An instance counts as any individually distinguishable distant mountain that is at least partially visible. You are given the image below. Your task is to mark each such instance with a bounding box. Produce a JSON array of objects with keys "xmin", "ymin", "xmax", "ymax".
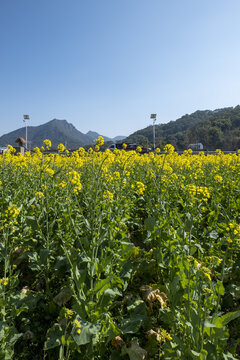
[
  {"xmin": 0, "ymin": 119, "xmax": 93, "ymax": 149},
  {"xmin": 86, "ymin": 131, "xmax": 126, "ymax": 143},
  {"xmin": 0, "ymin": 119, "xmax": 127, "ymax": 149},
  {"xmin": 124, "ymin": 106, "xmax": 240, "ymax": 151},
  {"xmin": 86, "ymin": 131, "xmax": 112, "ymax": 142},
  {"xmin": 112, "ymin": 135, "xmax": 126, "ymax": 142}
]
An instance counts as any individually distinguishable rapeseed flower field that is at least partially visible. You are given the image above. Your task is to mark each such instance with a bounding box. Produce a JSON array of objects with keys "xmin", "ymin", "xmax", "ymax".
[{"xmin": 0, "ymin": 138, "xmax": 240, "ymax": 359}]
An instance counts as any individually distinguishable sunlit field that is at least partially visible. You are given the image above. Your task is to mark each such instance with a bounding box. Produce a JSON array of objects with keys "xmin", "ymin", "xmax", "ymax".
[{"xmin": 1, "ymin": 138, "xmax": 240, "ymax": 360}]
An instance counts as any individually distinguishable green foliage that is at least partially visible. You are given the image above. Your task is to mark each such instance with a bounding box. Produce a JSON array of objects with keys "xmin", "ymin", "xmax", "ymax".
[{"xmin": 125, "ymin": 105, "xmax": 240, "ymax": 150}]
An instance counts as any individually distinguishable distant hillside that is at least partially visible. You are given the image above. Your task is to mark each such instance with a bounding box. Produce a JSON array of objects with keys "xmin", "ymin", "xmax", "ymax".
[
  {"xmin": 112, "ymin": 135, "xmax": 126, "ymax": 142},
  {"xmin": 125, "ymin": 106, "xmax": 240, "ymax": 150},
  {"xmin": 0, "ymin": 120, "xmax": 127, "ymax": 149},
  {"xmin": 0, "ymin": 119, "xmax": 93, "ymax": 149},
  {"xmin": 86, "ymin": 131, "xmax": 126, "ymax": 143},
  {"xmin": 86, "ymin": 131, "xmax": 112, "ymax": 142}
]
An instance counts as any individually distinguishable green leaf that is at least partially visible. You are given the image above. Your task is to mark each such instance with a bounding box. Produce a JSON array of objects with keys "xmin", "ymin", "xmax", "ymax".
[
  {"xmin": 28, "ymin": 252, "xmax": 41, "ymax": 271},
  {"xmin": 39, "ymin": 249, "xmax": 51, "ymax": 266},
  {"xmin": 93, "ymin": 276, "xmax": 122, "ymax": 300},
  {"xmin": 214, "ymin": 311, "xmax": 240, "ymax": 328},
  {"xmin": 121, "ymin": 300, "xmax": 147, "ymax": 334},
  {"xmin": 120, "ymin": 318, "xmax": 143, "ymax": 334},
  {"xmin": 200, "ymin": 349, "xmax": 208, "ymax": 360},
  {"xmin": 93, "ymin": 276, "xmax": 115, "ymax": 296},
  {"xmin": 208, "ymin": 230, "xmax": 218, "ymax": 239},
  {"xmin": 215, "ymin": 281, "xmax": 225, "ymax": 296},
  {"xmin": 72, "ymin": 317, "xmax": 100, "ymax": 346},
  {"xmin": 122, "ymin": 340, "xmax": 147, "ymax": 360},
  {"xmin": 204, "ymin": 321, "xmax": 216, "ymax": 328},
  {"xmin": 53, "ymin": 256, "xmax": 68, "ymax": 271},
  {"xmin": 204, "ymin": 342, "xmax": 217, "ymax": 359},
  {"xmin": 0, "ymin": 321, "xmax": 22, "ymax": 345},
  {"xmin": 144, "ymin": 217, "xmax": 156, "ymax": 231},
  {"xmin": 99, "ymin": 288, "xmax": 121, "ymax": 309},
  {"xmin": 223, "ymin": 353, "xmax": 238, "ymax": 360},
  {"xmin": 53, "ymin": 287, "xmax": 72, "ymax": 307},
  {"xmin": 191, "ymin": 350, "xmax": 200, "ymax": 358},
  {"xmin": 44, "ymin": 324, "xmax": 64, "ymax": 350},
  {"xmin": 119, "ymin": 241, "xmax": 135, "ymax": 259},
  {"xmin": 0, "ymin": 322, "xmax": 7, "ymax": 342}
]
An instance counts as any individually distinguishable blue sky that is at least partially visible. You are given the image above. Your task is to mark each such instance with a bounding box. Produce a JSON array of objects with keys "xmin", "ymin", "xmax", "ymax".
[{"xmin": 1, "ymin": 0, "xmax": 240, "ymax": 138}]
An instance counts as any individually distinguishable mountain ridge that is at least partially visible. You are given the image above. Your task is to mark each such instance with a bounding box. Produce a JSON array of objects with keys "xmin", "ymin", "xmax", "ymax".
[
  {"xmin": 0, "ymin": 119, "xmax": 126, "ymax": 149},
  {"xmin": 125, "ymin": 105, "xmax": 240, "ymax": 150},
  {"xmin": 2, "ymin": 106, "xmax": 240, "ymax": 151}
]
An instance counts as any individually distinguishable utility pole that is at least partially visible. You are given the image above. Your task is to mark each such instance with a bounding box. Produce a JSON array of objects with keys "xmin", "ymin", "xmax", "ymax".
[
  {"xmin": 151, "ymin": 114, "xmax": 157, "ymax": 151},
  {"xmin": 23, "ymin": 115, "xmax": 30, "ymax": 150}
]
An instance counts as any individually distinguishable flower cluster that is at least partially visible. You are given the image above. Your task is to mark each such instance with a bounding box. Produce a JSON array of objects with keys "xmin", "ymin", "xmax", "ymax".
[
  {"xmin": 214, "ymin": 174, "xmax": 223, "ymax": 183},
  {"xmin": 226, "ymin": 223, "xmax": 240, "ymax": 242},
  {"xmin": 6, "ymin": 145, "xmax": 16, "ymax": 153},
  {"xmin": 73, "ymin": 319, "xmax": 82, "ymax": 334},
  {"xmin": 135, "ymin": 181, "xmax": 146, "ymax": 195},
  {"xmin": 164, "ymin": 144, "xmax": 175, "ymax": 155},
  {"xmin": 156, "ymin": 328, "xmax": 172, "ymax": 342},
  {"xmin": 45, "ymin": 167, "xmax": 55, "ymax": 177},
  {"xmin": 67, "ymin": 170, "xmax": 82, "ymax": 194},
  {"xmin": 35, "ymin": 192, "xmax": 44, "ymax": 198},
  {"xmin": 0, "ymin": 278, "xmax": 8, "ymax": 286},
  {"xmin": 5, "ymin": 205, "xmax": 19, "ymax": 218},
  {"xmin": 58, "ymin": 181, "xmax": 67, "ymax": 189},
  {"xmin": 64, "ymin": 308, "xmax": 74, "ymax": 319},
  {"xmin": 94, "ymin": 136, "xmax": 104, "ymax": 147},
  {"xmin": 185, "ymin": 184, "xmax": 210, "ymax": 202},
  {"xmin": 103, "ymin": 190, "xmax": 114, "ymax": 203},
  {"xmin": 43, "ymin": 139, "xmax": 52, "ymax": 150},
  {"xmin": 57, "ymin": 143, "xmax": 65, "ymax": 153}
]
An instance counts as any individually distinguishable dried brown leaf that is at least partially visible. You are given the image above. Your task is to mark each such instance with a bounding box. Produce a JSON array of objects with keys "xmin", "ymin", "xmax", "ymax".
[
  {"xmin": 145, "ymin": 329, "xmax": 158, "ymax": 339},
  {"xmin": 111, "ymin": 336, "xmax": 125, "ymax": 350},
  {"xmin": 140, "ymin": 286, "xmax": 168, "ymax": 308}
]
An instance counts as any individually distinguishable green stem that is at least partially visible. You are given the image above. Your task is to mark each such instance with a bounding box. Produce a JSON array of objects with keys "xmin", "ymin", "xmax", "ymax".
[
  {"xmin": 3, "ymin": 230, "xmax": 10, "ymax": 323},
  {"xmin": 200, "ymin": 295, "xmax": 208, "ymax": 352},
  {"xmin": 216, "ymin": 249, "xmax": 228, "ymax": 314}
]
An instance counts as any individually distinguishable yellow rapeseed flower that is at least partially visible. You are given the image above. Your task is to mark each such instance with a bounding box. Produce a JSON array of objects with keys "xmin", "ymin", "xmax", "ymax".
[
  {"xmin": 43, "ymin": 139, "xmax": 52, "ymax": 149},
  {"xmin": 57, "ymin": 143, "xmax": 65, "ymax": 153},
  {"xmin": 103, "ymin": 190, "xmax": 114, "ymax": 203},
  {"xmin": 204, "ymin": 272, "xmax": 211, "ymax": 281},
  {"xmin": 45, "ymin": 168, "xmax": 54, "ymax": 177},
  {"xmin": 164, "ymin": 144, "xmax": 175, "ymax": 155},
  {"xmin": 136, "ymin": 181, "xmax": 146, "ymax": 195},
  {"xmin": 0, "ymin": 278, "xmax": 8, "ymax": 286},
  {"xmin": 73, "ymin": 319, "xmax": 82, "ymax": 334},
  {"xmin": 35, "ymin": 192, "xmax": 44, "ymax": 198}
]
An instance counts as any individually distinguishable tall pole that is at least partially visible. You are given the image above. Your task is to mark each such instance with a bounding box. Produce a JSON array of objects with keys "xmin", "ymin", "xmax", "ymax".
[
  {"xmin": 151, "ymin": 114, "xmax": 157, "ymax": 151},
  {"xmin": 26, "ymin": 121, "xmax": 27, "ymax": 149},
  {"xmin": 23, "ymin": 115, "xmax": 30, "ymax": 150}
]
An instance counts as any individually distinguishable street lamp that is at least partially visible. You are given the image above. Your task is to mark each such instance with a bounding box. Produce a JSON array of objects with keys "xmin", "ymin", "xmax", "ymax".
[
  {"xmin": 23, "ymin": 115, "xmax": 30, "ymax": 150},
  {"xmin": 150, "ymin": 114, "xmax": 157, "ymax": 151}
]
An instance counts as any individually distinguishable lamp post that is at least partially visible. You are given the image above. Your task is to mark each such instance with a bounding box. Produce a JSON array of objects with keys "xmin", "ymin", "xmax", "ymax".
[
  {"xmin": 150, "ymin": 114, "xmax": 157, "ymax": 151},
  {"xmin": 23, "ymin": 115, "xmax": 30, "ymax": 150}
]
